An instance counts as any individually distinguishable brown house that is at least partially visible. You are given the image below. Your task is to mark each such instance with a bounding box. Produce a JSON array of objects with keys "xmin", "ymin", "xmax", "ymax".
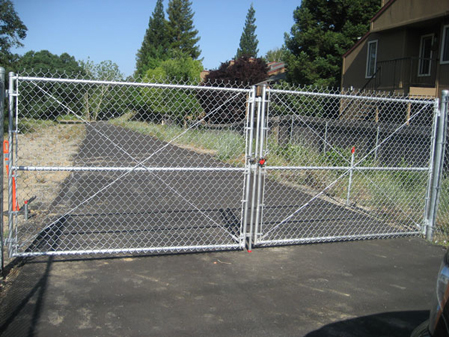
[{"xmin": 341, "ymin": 0, "xmax": 449, "ymax": 99}]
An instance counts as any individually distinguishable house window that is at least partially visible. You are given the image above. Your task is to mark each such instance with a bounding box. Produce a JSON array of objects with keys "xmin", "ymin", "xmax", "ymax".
[
  {"xmin": 442, "ymin": 25, "xmax": 449, "ymax": 64},
  {"xmin": 418, "ymin": 34, "xmax": 433, "ymax": 76},
  {"xmin": 366, "ymin": 40, "xmax": 378, "ymax": 78}
]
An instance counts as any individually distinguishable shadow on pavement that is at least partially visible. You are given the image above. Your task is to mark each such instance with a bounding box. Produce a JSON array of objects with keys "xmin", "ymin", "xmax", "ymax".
[
  {"xmin": 305, "ymin": 310, "xmax": 428, "ymax": 337},
  {"xmin": 0, "ymin": 256, "xmax": 53, "ymax": 337}
]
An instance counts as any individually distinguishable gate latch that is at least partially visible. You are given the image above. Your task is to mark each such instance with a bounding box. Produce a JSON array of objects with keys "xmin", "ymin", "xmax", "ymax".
[{"xmin": 258, "ymin": 158, "xmax": 266, "ymax": 167}]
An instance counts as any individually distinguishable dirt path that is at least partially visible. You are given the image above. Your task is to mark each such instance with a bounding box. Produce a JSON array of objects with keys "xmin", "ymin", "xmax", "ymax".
[{"xmin": 2, "ymin": 123, "xmax": 85, "ymax": 262}]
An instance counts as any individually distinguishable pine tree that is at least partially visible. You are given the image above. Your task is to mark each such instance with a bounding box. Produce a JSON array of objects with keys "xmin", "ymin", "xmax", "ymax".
[
  {"xmin": 284, "ymin": 0, "xmax": 381, "ymax": 87},
  {"xmin": 236, "ymin": 4, "xmax": 259, "ymax": 59},
  {"xmin": 135, "ymin": 0, "xmax": 169, "ymax": 77},
  {"xmin": 166, "ymin": 0, "xmax": 201, "ymax": 60}
]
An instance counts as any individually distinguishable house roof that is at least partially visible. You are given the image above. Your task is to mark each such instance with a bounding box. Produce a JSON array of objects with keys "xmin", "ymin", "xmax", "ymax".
[
  {"xmin": 370, "ymin": 0, "xmax": 396, "ymax": 23},
  {"xmin": 342, "ymin": 31, "xmax": 370, "ymax": 58},
  {"xmin": 342, "ymin": 0, "xmax": 449, "ymax": 59}
]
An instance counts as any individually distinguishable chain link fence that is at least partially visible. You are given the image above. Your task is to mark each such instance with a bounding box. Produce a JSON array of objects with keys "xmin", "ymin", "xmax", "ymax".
[
  {"xmin": 253, "ymin": 84, "xmax": 440, "ymax": 247},
  {"xmin": 2, "ymin": 70, "xmax": 447, "ymax": 257},
  {"xmin": 7, "ymin": 71, "xmax": 251, "ymax": 256}
]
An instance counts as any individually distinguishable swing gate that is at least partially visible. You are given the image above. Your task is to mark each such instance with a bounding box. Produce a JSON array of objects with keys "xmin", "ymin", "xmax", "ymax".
[{"xmin": 1, "ymin": 70, "xmax": 447, "ymax": 258}]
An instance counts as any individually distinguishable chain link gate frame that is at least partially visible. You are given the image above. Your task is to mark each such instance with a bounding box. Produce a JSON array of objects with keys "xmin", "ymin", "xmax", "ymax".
[
  {"xmin": 247, "ymin": 85, "xmax": 446, "ymax": 249},
  {"xmin": 0, "ymin": 69, "xmax": 447, "ymax": 261},
  {"xmin": 5, "ymin": 72, "xmax": 256, "ymax": 257}
]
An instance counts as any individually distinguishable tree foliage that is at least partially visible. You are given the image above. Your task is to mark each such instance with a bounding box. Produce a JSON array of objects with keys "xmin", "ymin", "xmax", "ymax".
[
  {"xmin": 166, "ymin": 0, "xmax": 201, "ymax": 60},
  {"xmin": 135, "ymin": 0, "xmax": 169, "ymax": 77},
  {"xmin": 205, "ymin": 56, "xmax": 267, "ymax": 86},
  {"xmin": 264, "ymin": 48, "xmax": 284, "ymax": 63},
  {"xmin": 284, "ymin": 0, "xmax": 381, "ymax": 88},
  {"xmin": 136, "ymin": 0, "xmax": 201, "ymax": 77},
  {"xmin": 236, "ymin": 3, "xmax": 259, "ymax": 59},
  {"xmin": 80, "ymin": 59, "xmax": 124, "ymax": 121},
  {"xmin": 80, "ymin": 58, "xmax": 123, "ymax": 81},
  {"xmin": 18, "ymin": 50, "xmax": 83, "ymax": 75},
  {"xmin": 0, "ymin": 0, "xmax": 27, "ymax": 67},
  {"xmin": 201, "ymin": 56, "xmax": 268, "ymax": 124},
  {"xmin": 137, "ymin": 54, "xmax": 203, "ymax": 122},
  {"xmin": 145, "ymin": 53, "xmax": 203, "ymax": 84},
  {"xmin": 17, "ymin": 51, "xmax": 84, "ymax": 120}
]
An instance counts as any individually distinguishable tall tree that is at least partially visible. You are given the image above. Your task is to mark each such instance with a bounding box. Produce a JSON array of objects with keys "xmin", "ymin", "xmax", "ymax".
[
  {"xmin": 0, "ymin": 0, "xmax": 27, "ymax": 67},
  {"xmin": 80, "ymin": 58, "xmax": 123, "ymax": 81},
  {"xmin": 236, "ymin": 3, "xmax": 259, "ymax": 59},
  {"xmin": 166, "ymin": 0, "xmax": 201, "ymax": 60},
  {"xmin": 284, "ymin": 0, "xmax": 381, "ymax": 88},
  {"xmin": 135, "ymin": 0, "xmax": 169, "ymax": 77},
  {"xmin": 80, "ymin": 58, "xmax": 124, "ymax": 121}
]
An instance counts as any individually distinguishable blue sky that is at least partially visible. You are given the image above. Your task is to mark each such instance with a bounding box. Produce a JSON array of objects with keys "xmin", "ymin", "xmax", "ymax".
[{"xmin": 12, "ymin": 0, "xmax": 301, "ymax": 77}]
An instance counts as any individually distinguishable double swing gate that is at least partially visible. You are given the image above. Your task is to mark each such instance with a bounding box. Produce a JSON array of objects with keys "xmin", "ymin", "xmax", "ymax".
[{"xmin": 2, "ymin": 70, "xmax": 447, "ymax": 258}]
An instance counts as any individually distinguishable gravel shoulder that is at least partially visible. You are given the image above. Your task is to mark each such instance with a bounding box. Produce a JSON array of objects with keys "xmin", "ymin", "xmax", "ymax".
[{"xmin": 2, "ymin": 123, "xmax": 85, "ymax": 265}]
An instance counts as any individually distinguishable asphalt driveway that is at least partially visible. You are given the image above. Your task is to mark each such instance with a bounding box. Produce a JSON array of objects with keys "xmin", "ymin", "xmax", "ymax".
[
  {"xmin": 20, "ymin": 122, "xmax": 409, "ymax": 255},
  {"xmin": 2, "ymin": 122, "xmax": 443, "ymax": 336},
  {"xmin": 0, "ymin": 237, "xmax": 445, "ymax": 337}
]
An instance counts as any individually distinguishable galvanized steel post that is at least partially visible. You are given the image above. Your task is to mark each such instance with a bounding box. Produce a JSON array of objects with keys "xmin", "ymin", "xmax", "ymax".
[
  {"xmin": 0, "ymin": 67, "xmax": 5, "ymax": 274},
  {"xmin": 7, "ymin": 73, "xmax": 14, "ymax": 257},
  {"xmin": 427, "ymin": 90, "xmax": 448, "ymax": 241},
  {"xmin": 242, "ymin": 86, "xmax": 257, "ymax": 250},
  {"xmin": 254, "ymin": 85, "xmax": 268, "ymax": 248}
]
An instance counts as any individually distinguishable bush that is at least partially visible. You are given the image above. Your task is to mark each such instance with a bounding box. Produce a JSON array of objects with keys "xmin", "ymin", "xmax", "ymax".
[
  {"xmin": 199, "ymin": 56, "xmax": 268, "ymax": 124},
  {"xmin": 137, "ymin": 55, "xmax": 204, "ymax": 124}
]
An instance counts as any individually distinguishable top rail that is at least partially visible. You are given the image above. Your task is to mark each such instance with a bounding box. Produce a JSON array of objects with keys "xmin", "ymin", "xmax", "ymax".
[
  {"xmin": 15, "ymin": 76, "xmax": 251, "ymax": 93},
  {"xmin": 268, "ymin": 88, "xmax": 437, "ymax": 104}
]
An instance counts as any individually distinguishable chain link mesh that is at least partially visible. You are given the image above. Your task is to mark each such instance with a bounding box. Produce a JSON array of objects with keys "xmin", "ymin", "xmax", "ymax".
[
  {"xmin": 10, "ymin": 71, "xmax": 250, "ymax": 255},
  {"xmin": 255, "ymin": 84, "xmax": 436, "ymax": 245}
]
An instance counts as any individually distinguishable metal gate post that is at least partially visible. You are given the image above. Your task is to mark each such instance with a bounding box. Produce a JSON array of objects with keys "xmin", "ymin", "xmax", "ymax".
[
  {"xmin": 254, "ymin": 85, "xmax": 269, "ymax": 247},
  {"xmin": 243, "ymin": 86, "xmax": 257, "ymax": 250},
  {"xmin": 7, "ymin": 73, "xmax": 16, "ymax": 257},
  {"xmin": 248, "ymin": 92, "xmax": 262, "ymax": 251},
  {"xmin": 0, "ymin": 67, "xmax": 5, "ymax": 274},
  {"xmin": 426, "ymin": 90, "xmax": 448, "ymax": 240}
]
